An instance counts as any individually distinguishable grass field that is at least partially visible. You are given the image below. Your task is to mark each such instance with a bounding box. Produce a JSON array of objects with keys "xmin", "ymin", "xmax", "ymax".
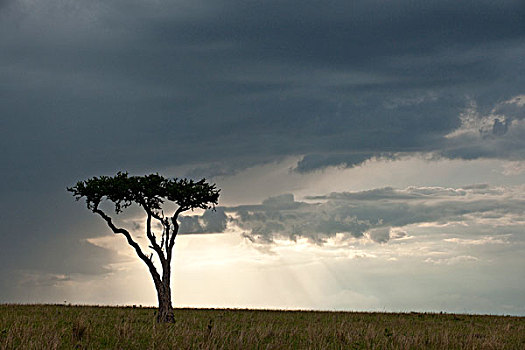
[{"xmin": 0, "ymin": 304, "xmax": 524, "ymax": 349}]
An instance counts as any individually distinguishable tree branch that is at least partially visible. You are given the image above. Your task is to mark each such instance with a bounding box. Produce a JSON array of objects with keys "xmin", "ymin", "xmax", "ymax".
[
  {"xmin": 148, "ymin": 210, "xmax": 167, "ymax": 251},
  {"xmin": 146, "ymin": 207, "xmax": 171, "ymax": 281},
  {"xmin": 167, "ymin": 207, "xmax": 185, "ymax": 261},
  {"xmin": 94, "ymin": 209, "xmax": 161, "ymax": 284},
  {"xmin": 146, "ymin": 212, "xmax": 166, "ymax": 265},
  {"xmin": 164, "ymin": 218, "xmax": 170, "ymax": 253}
]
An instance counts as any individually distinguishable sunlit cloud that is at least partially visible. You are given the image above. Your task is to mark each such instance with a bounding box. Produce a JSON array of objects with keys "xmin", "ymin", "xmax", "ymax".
[{"xmin": 212, "ymin": 184, "xmax": 525, "ymax": 245}]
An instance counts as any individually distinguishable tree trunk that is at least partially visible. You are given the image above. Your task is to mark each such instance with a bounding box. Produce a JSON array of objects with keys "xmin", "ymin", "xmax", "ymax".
[{"xmin": 156, "ymin": 281, "xmax": 175, "ymax": 323}]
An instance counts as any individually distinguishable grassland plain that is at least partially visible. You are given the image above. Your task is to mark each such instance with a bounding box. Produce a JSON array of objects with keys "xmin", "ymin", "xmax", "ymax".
[{"xmin": 0, "ymin": 304, "xmax": 524, "ymax": 349}]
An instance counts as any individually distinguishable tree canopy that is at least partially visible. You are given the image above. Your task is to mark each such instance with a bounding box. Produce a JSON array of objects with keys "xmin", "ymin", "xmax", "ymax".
[{"xmin": 68, "ymin": 172, "xmax": 220, "ymax": 215}]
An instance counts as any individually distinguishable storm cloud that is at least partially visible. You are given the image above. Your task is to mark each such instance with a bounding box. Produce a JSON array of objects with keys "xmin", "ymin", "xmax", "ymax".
[
  {"xmin": 221, "ymin": 185, "xmax": 525, "ymax": 244},
  {"xmin": 179, "ymin": 208, "xmax": 228, "ymax": 234},
  {"xmin": 1, "ymin": 0, "xmax": 525, "ymax": 188}
]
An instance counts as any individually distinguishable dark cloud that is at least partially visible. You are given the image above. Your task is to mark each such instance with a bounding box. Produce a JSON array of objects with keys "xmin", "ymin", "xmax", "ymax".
[
  {"xmin": 437, "ymin": 97, "xmax": 525, "ymax": 162},
  {"xmin": 1, "ymin": 0, "xmax": 524, "ymax": 184},
  {"xmin": 0, "ymin": 189, "xmax": 122, "ymax": 301},
  {"xmin": 221, "ymin": 186, "xmax": 525, "ymax": 244},
  {"xmin": 295, "ymin": 153, "xmax": 377, "ymax": 173},
  {"xmin": 367, "ymin": 227, "xmax": 392, "ymax": 244},
  {"xmin": 0, "ymin": 0, "xmax": 11, "ymax": 10},
  {"xmin": 179, "ymin": 208, "xmax": 228, "ymax": 234}
]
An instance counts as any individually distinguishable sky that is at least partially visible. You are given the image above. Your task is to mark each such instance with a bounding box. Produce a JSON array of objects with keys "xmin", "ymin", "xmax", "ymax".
[{"xmin": 1, "ymin": 0, "xmax": 524, "ymax": 315}]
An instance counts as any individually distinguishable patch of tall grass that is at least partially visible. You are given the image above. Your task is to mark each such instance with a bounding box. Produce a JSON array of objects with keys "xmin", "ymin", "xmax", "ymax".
[{"xmin": 0, "ymin": 304, "xmax": 523, "ymax": 349}]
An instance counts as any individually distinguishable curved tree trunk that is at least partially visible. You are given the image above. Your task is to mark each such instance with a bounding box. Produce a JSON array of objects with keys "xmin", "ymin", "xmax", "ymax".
[{"xmin": 156, "ymin": 280, "xmax": 175, "ymax": 323}]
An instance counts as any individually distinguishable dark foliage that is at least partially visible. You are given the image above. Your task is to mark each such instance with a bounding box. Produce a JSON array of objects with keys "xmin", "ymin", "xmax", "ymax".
[{"xmin": 67, "ymin": 172, "xmax": 220, "ymax": 214}]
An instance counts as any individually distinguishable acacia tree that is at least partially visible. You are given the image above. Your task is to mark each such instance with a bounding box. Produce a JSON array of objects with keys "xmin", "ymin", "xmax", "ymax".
[{"xmin": 67, "ymin": 172, "xmax": 220, "ymax": 323}]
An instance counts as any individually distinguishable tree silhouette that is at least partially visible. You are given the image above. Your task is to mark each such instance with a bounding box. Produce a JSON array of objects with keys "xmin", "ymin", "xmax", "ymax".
[{"xmin": 67, "ymin": 172, "xmax": 220, "ymax": 323}]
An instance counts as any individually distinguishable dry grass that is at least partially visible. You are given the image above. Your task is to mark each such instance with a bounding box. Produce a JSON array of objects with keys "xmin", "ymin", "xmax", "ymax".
[{"xmin": 0, "ymin": 304, "xmax": 523, "ymax": 349}]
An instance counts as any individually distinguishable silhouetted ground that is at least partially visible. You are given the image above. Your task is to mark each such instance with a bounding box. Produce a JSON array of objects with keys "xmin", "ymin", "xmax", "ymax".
[{"xmin": 0, "ymin": 304, "xmax": 523, "ymax": 349}]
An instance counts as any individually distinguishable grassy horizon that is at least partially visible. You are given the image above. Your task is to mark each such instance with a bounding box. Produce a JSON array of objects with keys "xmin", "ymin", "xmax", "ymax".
[
  {"xmin": 4, "ymin": 302, "xmax": 523, "ymax": 317},
  {"xmin": 1, "ymin": 304, "xmax": 524, "ymax": 349}
]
